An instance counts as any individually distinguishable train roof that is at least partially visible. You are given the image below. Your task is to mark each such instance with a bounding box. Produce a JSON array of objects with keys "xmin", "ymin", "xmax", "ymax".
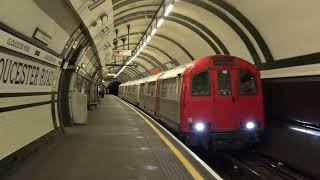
[
  {"xmin": 144, "ymin": 73, "xmax": 163, "ymax": 83},
  {"xmin": 120, "ymin": 55, "xmax": 257, "ymax": 86},
  {"xmin": 159, "ymin": 65, "xmax": 187, "ymax": 80},
  {"xmin": 121, "ymin": 77, "xmax": 146, "ymax": 86}
]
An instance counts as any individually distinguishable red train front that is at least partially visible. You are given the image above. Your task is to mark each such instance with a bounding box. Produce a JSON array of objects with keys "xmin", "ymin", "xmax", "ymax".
[{"xmin": 180, "ymin": 55, "xmax": 264, "ymax": 149}]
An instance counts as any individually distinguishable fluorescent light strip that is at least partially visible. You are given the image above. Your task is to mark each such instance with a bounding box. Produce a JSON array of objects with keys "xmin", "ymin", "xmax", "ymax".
[
  {"xmin": 147, "ymin": 36, "xmax": 151, "ymax": 42},
  {"xmin": 157, "ymin": 18, "xmax": 164, "ymax": 28},
  {"xmin": 151, "ymin": 28, "xmax": 157, "ymax": 36},
  {"xmin": 164, "ymin": 4, "xmax": 174, "ymax": 16},
  {"xmin": 115, "ymin": 1, "xmax": 175, "ymax": 78}
]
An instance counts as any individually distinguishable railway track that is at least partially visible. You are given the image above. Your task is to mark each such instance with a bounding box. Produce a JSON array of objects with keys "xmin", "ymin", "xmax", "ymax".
[
  {"xmin": 225, "ymin": 154, "xmax": 306, "ymax": 180},
  {"xmin": 191, "ymin": 148, "xmax": 313, "ymax": 180}
]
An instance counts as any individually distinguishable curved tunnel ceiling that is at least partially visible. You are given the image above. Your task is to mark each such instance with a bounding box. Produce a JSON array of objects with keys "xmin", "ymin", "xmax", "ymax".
[
  {"xmin": 98, "ymin": 0, "xmax": 320, "ymax": 82},
  {"xmin": 110, "ymin": 0, "xmax": 269, "ymax": 81}
]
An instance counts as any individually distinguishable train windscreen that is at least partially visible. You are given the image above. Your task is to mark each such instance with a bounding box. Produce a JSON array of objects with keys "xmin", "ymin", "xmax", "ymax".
[
  {"xmin": 218, "ymin": 70, "xmax": 232, "ymax": 96},
  {"xmin": 191, "ymin": 71, "xmax": 210, "ymax": 96},
  {"xmin": 239, "ymin": 69, "xmax": 257, "ymax": 95}
]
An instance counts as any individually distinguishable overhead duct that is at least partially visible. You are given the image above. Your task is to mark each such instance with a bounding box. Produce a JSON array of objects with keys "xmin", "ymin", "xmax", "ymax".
[{"xmin": 88, "ymin": 0, "xmax": 106, "ymax": 11}]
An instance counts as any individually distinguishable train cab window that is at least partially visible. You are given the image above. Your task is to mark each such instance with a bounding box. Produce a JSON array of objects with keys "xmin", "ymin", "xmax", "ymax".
[
  {"xmin": 239, "ymin": 69, "xmax": 257, "ymax": 95},
  {"xmin": 218, "ymin": 70, "xmax": 232, "ymax": 96},
  {"xmin": 191, "ymin": 71, "xmax": 210, "ymax": 96}
]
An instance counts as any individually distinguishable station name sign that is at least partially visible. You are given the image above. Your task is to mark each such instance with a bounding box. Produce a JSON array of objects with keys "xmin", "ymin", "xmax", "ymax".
[
  {"xmin": 0, "ymin": 29, "xmax": 62, "ymax": 67},
  {"xmin": 0, "ymin": 29, "xmax": 60, "ymax": 93},
  {"xmin": 0, "ymin": 51, "xmax": 56, "ymax": 93}
]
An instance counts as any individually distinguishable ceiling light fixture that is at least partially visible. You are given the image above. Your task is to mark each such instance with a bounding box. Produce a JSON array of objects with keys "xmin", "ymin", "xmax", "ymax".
[
  {"xmin": 164, "ymin": 4, "xmax": 174, "ymax": 16},
  {"xmin": 143, "ymin": 41, "xmax": 147, "ymax": 47},
  {"xmin": 151, "ymin": 28, "xmax": 157, "ymax": 36},
  {"xmin": 146, "ymin": 36, "xmax": 151, "ymax": 42},
  {"xmin": 157, "ymin": 17, "xmax": 164, "ymax": 28},
  {"xmin": 114, "ymin": 0, "xmax": 175, "ymax": 79}
]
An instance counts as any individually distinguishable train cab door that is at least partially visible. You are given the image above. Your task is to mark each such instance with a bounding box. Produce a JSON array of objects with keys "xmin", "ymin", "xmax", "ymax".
[
  {"xmin": 212, "ymin": 67, "xmax": 237, "ymax": 130},
  {"xmin": 186, "ymin": 70, "xmax": 213, "ymax": 130},
  {"xmin": 233, "ymin": 69, "xmax": 262, "ymax": 128}
]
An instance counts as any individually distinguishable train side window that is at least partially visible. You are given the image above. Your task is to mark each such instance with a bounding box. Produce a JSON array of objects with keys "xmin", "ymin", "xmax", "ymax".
[
  {"xmin": 218, "ymin": 70, "xmax": 232, "ymax": 96},
  {"xmin": 177, "ymin": 76, "xmax": 182, "ymax": 95},
  {"xmin": 239, "ymin": 69, "xmax": 257, "ymax": 95},
  {"xmin": 191, "ymin": 71, "xmax": 210, "ymax": 96},
  {"xmin": 141, "ymin": 83, "xmax": 145, "ymax": 94},
  {"xmin": 147, "ymin": 83, "xmax": 151, "ymax": 94}
]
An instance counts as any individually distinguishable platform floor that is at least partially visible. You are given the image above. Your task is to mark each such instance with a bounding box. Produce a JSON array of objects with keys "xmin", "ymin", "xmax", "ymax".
[{"xmin": 4, "ymin": 95, "xmax": 219, "ymax": 180}]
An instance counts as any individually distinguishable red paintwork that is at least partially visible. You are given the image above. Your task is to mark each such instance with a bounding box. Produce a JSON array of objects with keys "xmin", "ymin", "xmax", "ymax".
[{"xmin": 179, "ymin": 55, "xmax": 264, "ymax": 133}]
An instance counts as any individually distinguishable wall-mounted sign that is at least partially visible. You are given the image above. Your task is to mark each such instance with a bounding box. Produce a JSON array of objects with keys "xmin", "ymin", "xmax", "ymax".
[
  {"xmin": 0, "ymin": 51, "xmax": 58, "ymax": 93},
  {"xmin": 32, "ymin": 27, "xmax": 52, "ymax": 45},
  {"xmin": 0, "ymin": 29, "xmax": 62, "ymax": 67},
  {"xmin": 150, "ymin": 67, "xmax": 161, "ymax": 75},
  {"xmin": 113, "ymin": 49, "xmax": 131, "ymax": 57}
]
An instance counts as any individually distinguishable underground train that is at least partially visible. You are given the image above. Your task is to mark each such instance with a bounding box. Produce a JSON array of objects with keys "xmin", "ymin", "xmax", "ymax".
[{"xmin": 119, "ymin": 55, "xmax": 264, "ymax": 149}]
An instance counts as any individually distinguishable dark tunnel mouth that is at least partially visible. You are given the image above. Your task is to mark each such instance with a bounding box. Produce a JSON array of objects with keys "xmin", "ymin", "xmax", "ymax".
[{"xmin": 107, "ymin": 81, "xmax": 122, "ymax": 96}]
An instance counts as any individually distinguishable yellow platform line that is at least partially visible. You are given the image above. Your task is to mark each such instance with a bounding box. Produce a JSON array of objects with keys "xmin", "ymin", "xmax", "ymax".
[{"xmin": 118, "ymin": 98, "xmax": 204, "ymax": 180}]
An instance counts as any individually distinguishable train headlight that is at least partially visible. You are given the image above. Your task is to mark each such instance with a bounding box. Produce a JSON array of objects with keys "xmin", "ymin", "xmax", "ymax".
[
  {"xmin": 246, "ymin": 121, "xmax": 256, "ymax": 130},
  {"xmin": 243, "ymin": 121, "xmax": 258, "ymax": 131},
  {"xmin": 195, "ymin": 123, "xmax": 205, "ymax": 131}
]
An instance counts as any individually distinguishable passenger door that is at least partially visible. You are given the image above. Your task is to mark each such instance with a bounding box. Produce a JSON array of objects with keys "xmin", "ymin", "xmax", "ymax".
[{"xmin": 212, "ymin": 68, "xmax": 237, "ymax": 130}]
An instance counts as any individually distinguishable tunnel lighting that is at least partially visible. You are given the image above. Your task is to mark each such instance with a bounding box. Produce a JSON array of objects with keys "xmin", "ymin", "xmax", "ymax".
[
  {"xmin": 157, "ymin": 17, "xmax": 164, "ymax": 28},
  {"xmin": 195, "ymin": 123, "xmax": 205, "ymax": 132},
  {"xmin": 164, "ymin": 4, "xmax": 174, "ymax": 17},
  {"xmin": 126, "ymin": 57, "xmax": 134, "ymax": 65},
  {"xmin": 146, "ymin": 36, "xmax": 151, "ymax": 42},
  {"xmin": 151, "ymin": 28, "xmax": 157, "ymax": 36},
  {"xmin": 115, "ymin": 2, "xmax": 172, "ymax": 78},
  {"xmin": 115, "ymin": 67, "xmax": 125, "ymax": 78}
]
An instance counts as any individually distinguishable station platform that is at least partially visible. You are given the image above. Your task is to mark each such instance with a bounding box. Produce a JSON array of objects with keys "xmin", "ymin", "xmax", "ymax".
[{"xmin": 3, "ymin": 95, "xmax": 221, "ymax": 180}]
